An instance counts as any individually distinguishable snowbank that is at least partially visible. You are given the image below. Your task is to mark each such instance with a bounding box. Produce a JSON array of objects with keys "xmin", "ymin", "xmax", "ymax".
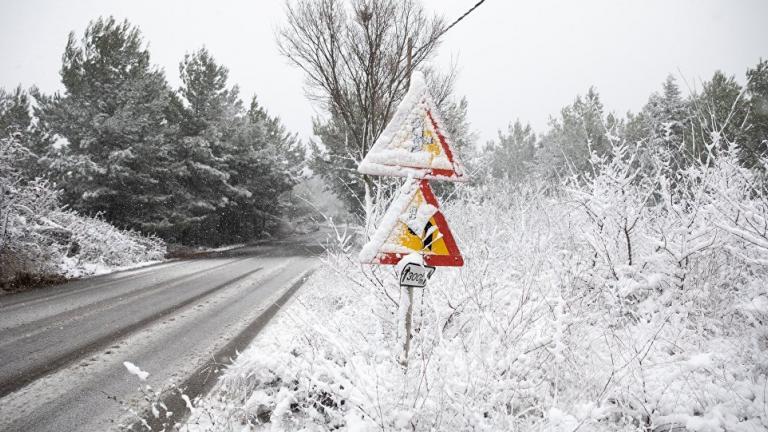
[{"xmin": 1, "ymin": 135, "xmax": 166, "ymax": 290}]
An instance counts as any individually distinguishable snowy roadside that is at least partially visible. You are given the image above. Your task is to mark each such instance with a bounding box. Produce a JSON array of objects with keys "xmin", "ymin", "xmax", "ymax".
[
  {"xmin": 179, "ymin": 267, "xmax": 332, "ymax": 432},
  {"xmin": 165, "ymin": 243, "xmax": 246, "ymax": 259},
  {"xmin": 0, "ymin": 209, "xmax": 167, "ymax": 294},
  {"xmin": 59, "ymin": 257, "xmax": 167, "ymax": 280},
  {"xmin": 182, "ymin": 144, "xmax": 768, "ymax": 432},
  {"xmin": 14, "ymin": 241, "xmax": 251, "ymax": 293},
  {"xmin": 0, "ymin": 257, "xmax": 168, "ymax": 296}
]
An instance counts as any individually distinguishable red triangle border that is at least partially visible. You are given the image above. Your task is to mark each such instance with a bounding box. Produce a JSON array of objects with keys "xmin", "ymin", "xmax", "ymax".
[{"xmin": 374, "ymin": 180, "xmax": 464, "ymax": 267}]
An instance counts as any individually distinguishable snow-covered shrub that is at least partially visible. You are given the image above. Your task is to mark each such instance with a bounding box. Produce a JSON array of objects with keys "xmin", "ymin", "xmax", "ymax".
[
  {"xmin": 196, "ymin": 139, "xmax": 767, "ymax": 432},
  {"xmin": 0, "ymin": 134, "xmax": 166, "ymax": 287}
]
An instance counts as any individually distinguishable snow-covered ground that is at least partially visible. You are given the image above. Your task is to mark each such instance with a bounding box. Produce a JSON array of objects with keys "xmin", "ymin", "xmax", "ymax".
[
  {"xmin": 0, "ymin": 206, "xmax": 166, "ymax": 293},
  {"xmin": 1, "ymin": 135, "xmax": 167, "ymax": 290},
  {"xmin": 186, "ymin": 144, "xmax": 768, "ymax": 432}
]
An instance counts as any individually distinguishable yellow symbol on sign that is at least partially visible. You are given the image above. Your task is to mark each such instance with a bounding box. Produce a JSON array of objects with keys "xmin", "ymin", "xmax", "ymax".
[
  {"xmin": 409, "ymin": 115, "xmax": 442, "ymax": 161},
  {"xmin": 359, "ymin": 179, "xmax": 463, "ymax": 266},
  {"xmin": 387, "ymin": 186, "xmax": 449, "ymax": 256},
  {"xmin": 423, "ymin": 128, "xmax": 441, "ymax": 157}
]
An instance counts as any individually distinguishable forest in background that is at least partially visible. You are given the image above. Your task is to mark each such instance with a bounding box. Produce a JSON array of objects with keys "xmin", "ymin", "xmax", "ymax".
[
  {"xmin": 0, "ymin": 16, "xmax": 313, "ymax": 287},
  {"xmin": 480, "ymin": 61, "xmax": 768, "ymax": 186},
  {"xmin": 2, "ymin": 7, "xmax": 767, "ymax": 289},
  {"xmin": 1, "ymin": 17, "xmax": 305, "ymax": 249}
]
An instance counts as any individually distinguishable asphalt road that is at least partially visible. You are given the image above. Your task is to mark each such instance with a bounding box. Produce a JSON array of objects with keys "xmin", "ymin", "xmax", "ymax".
[{"xmin": 0, "ymin": 236, "xmax": 323, "ymax": 432}]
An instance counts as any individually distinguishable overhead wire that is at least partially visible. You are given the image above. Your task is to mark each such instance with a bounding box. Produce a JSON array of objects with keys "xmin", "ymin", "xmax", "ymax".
[{"xmin": 438, "ymin": 0, "xmax": 488, "ymax": 40}]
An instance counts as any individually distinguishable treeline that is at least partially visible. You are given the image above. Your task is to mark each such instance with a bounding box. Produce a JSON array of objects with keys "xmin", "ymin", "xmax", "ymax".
[
  {"xmin": 483, "ymin": 60, "xmax": 768, "ymax": 183},
  {"xmin": 0, "ymin": 17, "xmax": 304, "ymax": 246}
]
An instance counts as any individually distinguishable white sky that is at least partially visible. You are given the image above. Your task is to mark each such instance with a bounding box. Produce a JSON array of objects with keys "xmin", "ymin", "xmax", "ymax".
[{"xmin": 1, "ymin": 0, "xmax": 766, "ymax": 145}]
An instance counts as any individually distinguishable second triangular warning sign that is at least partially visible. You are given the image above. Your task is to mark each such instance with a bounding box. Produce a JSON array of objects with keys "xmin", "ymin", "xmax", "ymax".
[
  {"xmin": 359, "ymin": 179, "xmax": 463, "ymax": 266},
  {"xmin": 358, "ymin": 72, "xmax": 468, "ymax": 182}
]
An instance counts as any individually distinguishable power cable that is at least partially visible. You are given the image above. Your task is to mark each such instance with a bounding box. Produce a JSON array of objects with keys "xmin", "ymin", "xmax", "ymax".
[{"xmin": 438, "ymin": 0, "xmax": 488, "ymax": 40}]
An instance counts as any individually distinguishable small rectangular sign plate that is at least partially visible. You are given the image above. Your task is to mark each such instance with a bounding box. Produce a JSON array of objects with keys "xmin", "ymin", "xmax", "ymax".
[{"xmin": 399, "ymin": 263, "xmax": 436, "ymax": 288}]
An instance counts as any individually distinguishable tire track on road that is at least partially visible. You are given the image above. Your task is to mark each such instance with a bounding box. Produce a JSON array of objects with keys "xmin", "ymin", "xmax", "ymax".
[
  {"xmin": 0, "ymin": 265, "xmax": 262, "ymax": 398},
  {"xmin": 129, "ymin": 267, "xmax": 316, "ymax": 432},
  {"xmin": 0, "ymin": 258, "xmax": 248, "ymax": 339},
  {"xmin": 0, "ymin": 260, "xmax": 185, "ymax": 311}
]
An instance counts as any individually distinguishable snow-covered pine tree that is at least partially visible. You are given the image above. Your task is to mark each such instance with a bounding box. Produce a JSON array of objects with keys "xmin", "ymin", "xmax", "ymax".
[
  {"xmin": 692, "ymin": 71, "xmax": 750, "ymax": 162},
  {"xmin": 624, "ymin": 75, "xmax": 691, "ymax": 177},
  {"xmin": 36, "ymin": 17, "xmax": 177, "ymax": 233},
  {"xmin": 166, "ymin": 47, "xmax": 244, "ymax": 244},
  {"xmin": 535, "ymin": 87, "xmax": 613, "ymax": 180},
  {"xmin": 0, "ymin": 86, "xmax": 31, "ymax": 134},
  {"xmin": 484, "ymin": 119, "xmax": 537, "ymax": 182},
  {"xmin": 0, "ymin": 86, "xmax": 58, "ymax": 182},
  {"xmin": 171, "ymin": 48, "xmax": 301, "ymax": 245},
  {"xmin": 221, "ymin": 98, "xmax": 302, "ymax": 243},
  {"xmin": 746, "ymin": 59, "xmax": 768, "ymax": 163}
]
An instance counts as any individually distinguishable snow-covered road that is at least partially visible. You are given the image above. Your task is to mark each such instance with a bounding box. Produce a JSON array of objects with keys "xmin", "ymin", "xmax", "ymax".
[{"xmin": 0, "ymin": 237, "xmax": 322, "ymax": 431}]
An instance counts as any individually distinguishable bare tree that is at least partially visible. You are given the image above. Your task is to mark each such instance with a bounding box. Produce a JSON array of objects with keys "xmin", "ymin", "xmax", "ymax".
[{"xmin": 277, "ymin": 0, "xmax": 451, "ymax": 214}]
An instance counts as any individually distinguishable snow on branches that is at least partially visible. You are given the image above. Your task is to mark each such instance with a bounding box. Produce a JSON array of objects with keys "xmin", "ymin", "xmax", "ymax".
[
  {"xmin": 191, "ymin": 129, "xmax": 768, "ymax": 431},
  {"xmin": 0, "ymin": 132, "xmax": 165, "ymax": 288}
]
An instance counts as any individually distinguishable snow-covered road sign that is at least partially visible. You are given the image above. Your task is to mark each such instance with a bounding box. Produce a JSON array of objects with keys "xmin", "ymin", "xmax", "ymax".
[
  {"xmin": 399, "ymin": 263, "xmax": 436, "ymax": 288},
  {"xmin": 358, "ymin": 72, "xmax": 468, "ymax": 182},
  {"xmin": 359, "ymin": 179, "xmax": 463, "ymax": 267}
]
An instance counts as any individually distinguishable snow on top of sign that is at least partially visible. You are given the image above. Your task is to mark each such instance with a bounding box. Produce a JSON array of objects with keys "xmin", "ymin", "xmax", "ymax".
[
  {"xmin": 359, "ymin": 178, "xmax": 421, "ymax": 263},
  {"xmin": 399, "ymin": 198, "xmax": 437, "ymax": 237},
  {"xmin": 395, "ymin": 252, "xmax": 425, "ymax": 275},
  {"xmin": 358, "ymin": 71, "xmax": 468, "ymax": 182},
  {"xmin": 356, "ymin": 164, "xmax": 466, "ymax": 181}
]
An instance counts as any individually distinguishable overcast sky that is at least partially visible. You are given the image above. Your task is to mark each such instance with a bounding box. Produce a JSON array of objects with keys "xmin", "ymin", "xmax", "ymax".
[{"xmin": 1, "ymin": 0, "xmax": 766, "ymax": 145}]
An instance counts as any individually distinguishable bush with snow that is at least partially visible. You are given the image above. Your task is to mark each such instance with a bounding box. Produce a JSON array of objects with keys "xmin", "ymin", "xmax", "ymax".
[
  {"xmin": 0, "ymin": 134, "xmax": 166, "ymax": 288},
  {"xmin": 194, "ymin": 138, "xmax": 767, "ymax": 432}
]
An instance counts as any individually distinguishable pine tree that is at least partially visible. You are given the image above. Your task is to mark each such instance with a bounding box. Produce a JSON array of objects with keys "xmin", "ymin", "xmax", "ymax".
[
  {"xmin": 36, "ymin": 17, "xmax": 177, "ymax": 232},
  {"xmin": 223, "ymin": 104, "xmax": 299, "ymax": 242},
  {"xmin": 246, "ymin": 97, "xmax": 305, "ymax": 180},
  {"xmin": 1, "ymin": 86, "xmax": 58, "ymax": 181},
  {"xmin": 0, "ymin": 86, "xmax": 31, "ymax": 134},
  {"xmin": 625, "ymin": 75, "xmax": 691, "ymax": 174},
  {"xmin": 691, "ymin": 71, "xmax": 749, "ymax": 162},
  {"xmin": 167, "ymin": 47, "xmax": 244, "ymax": 244},
  {"xmin": 485, "ymin": 120, "xmax": 536, "ymax": 182},
  {"xmin": 178, "ymin": 48, "xmax": 242, "ymax": 137},
  {"xmin": 536, "ymin": 87, "xmax": 609, "ymax": 180},
  {"xmin": 171, "ymin": 48, "xmax": 302, "ymax": 244},
  {"xmin": 746, "ymin": 59, "xmax": 768, "ymax": 159}
]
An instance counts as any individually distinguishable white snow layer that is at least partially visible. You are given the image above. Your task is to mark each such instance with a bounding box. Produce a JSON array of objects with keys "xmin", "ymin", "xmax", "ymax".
[
  {"xmin": 358, "ymin": 71, "xmax": 468, "ymax": 182},
  {"xmin": 123, "ymin": 361, "xmax": 149, "ymax": 381},
  {"xmin": 359, "ymin": 178, "xmax": 438, "ymax": 263},
  {"xmin": 398, "ymin": 199, "xmax": 437, "ymax": 237},
  {"xmin": 394, "ymin": 252, "xmax": 426, "ymax": 275}
]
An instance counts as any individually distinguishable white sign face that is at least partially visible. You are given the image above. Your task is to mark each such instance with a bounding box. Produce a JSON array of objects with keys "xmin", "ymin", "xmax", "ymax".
[{"xmin": 399, "ymin": 263, "xmax": 436, "ymax": 288}]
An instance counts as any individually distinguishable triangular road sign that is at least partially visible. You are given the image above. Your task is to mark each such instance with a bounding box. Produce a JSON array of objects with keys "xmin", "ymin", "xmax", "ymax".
[
  {"xmin": 358, "ymin": 72, "xmax": 468, "ymax": 182},
  {"xmin": 359, "ymin": 179, "xmax": 463, "ymax": 266}
]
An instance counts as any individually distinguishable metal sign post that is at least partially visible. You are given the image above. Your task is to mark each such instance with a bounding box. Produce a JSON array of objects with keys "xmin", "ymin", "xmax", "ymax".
[
  {"xmin": 397, "ymin": 263, "xmax": 435, "ymax": 366},
  {"xmin": 399, "ymin": 37, "xmax": 415, "ymax": 368},
  {"xmin": 398, "ymin": 283, "xmax": 414, "ymax": 366}
]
